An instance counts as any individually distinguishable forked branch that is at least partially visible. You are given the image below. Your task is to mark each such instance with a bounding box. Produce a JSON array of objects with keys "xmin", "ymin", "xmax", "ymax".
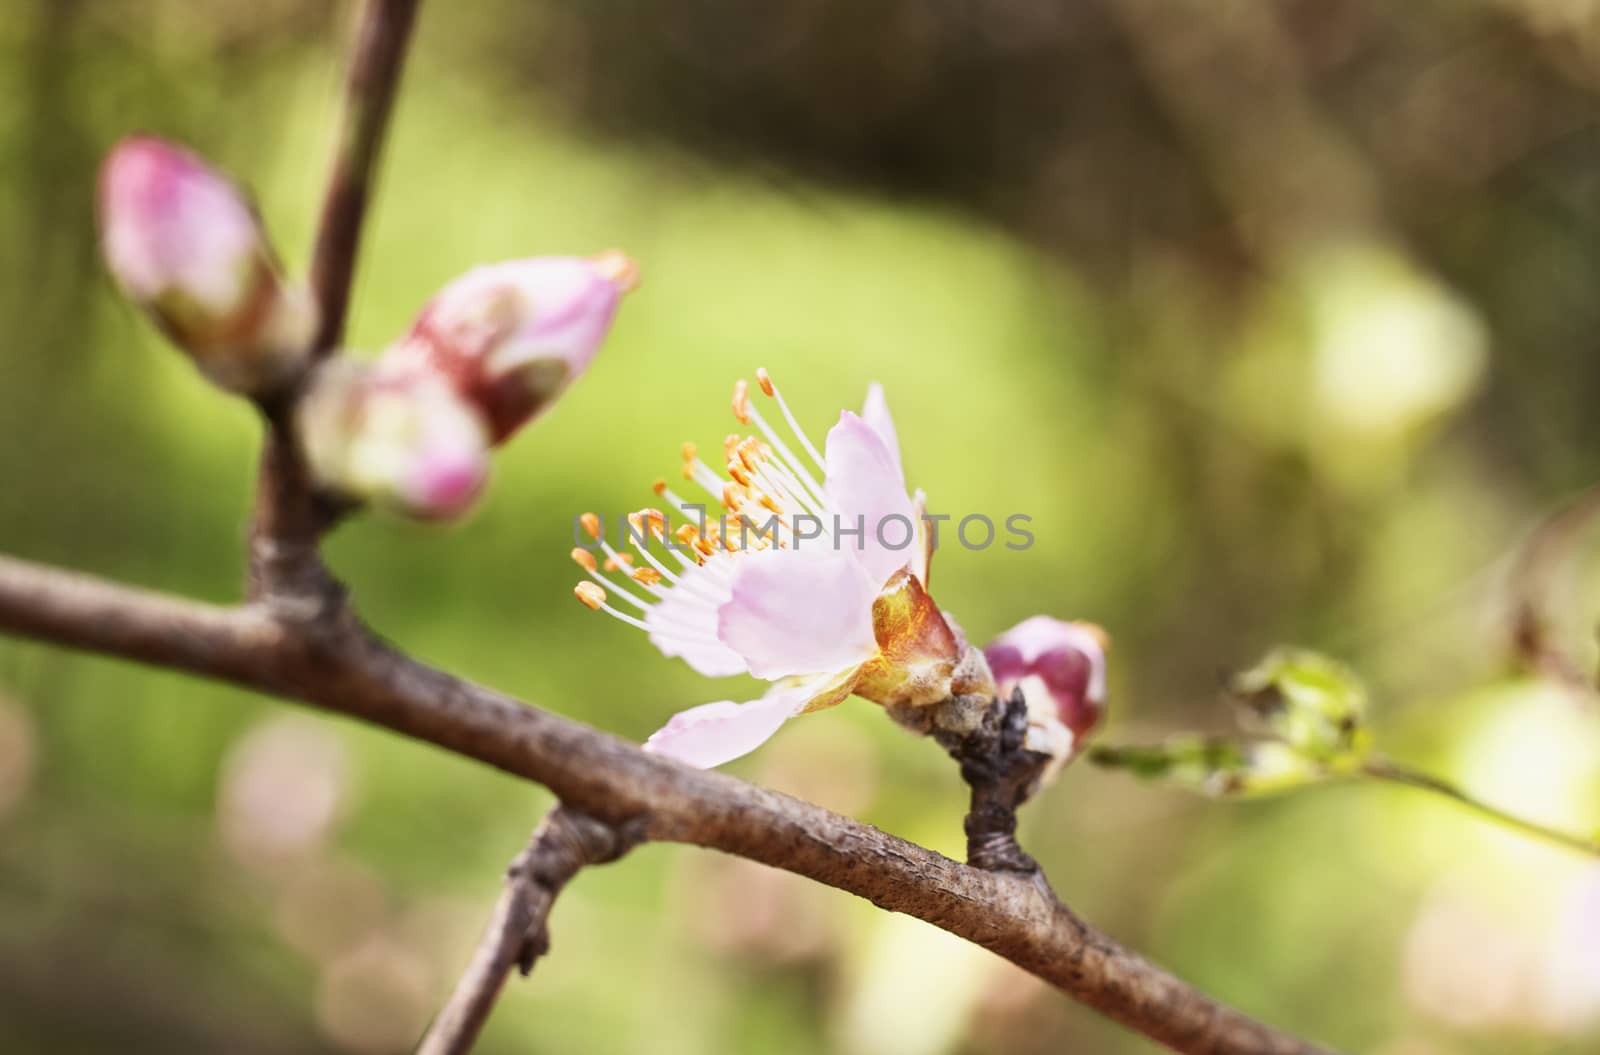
[{"xmin": 0, "ymin": 553, "xmax": 1329, "ymax": 1055}]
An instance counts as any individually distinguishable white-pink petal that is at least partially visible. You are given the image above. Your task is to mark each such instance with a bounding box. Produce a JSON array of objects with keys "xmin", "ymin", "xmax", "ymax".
[
  {"xmin": 644, "ymin": 553, "xmax": 748, "ymax": 678},
  {"xmin": 642, "ymin": 681, "xmax": 814, "ymax": 769},
  {"xmin": 716, "ymin": 548, "xmax": 879, "ymax": 680},
  {"xmin": 823, "ymin": 411, "xmax": 919, "ymax": 586},
  {"xmin": 860, "ymin": 382, "xmax": 902, "ymax": 472}
]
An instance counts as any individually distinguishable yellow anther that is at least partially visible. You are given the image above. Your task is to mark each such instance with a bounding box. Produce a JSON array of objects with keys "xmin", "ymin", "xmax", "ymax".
[
  {"xmin": 755, "ymin": 367, "xmax": 775, "ymax": 397},
  {"xmin": 574, "ymin": 582, "xmax": 606, "ymax": 609},
  {"xmin": 579, "ymin": 512, "xmax": 602, "ymax": 540},
  {"xmin": 736, "ymin": 437, "xmax": 772, "ymax": 473},
  {"xmin": 731, "ymin": 379, "xmax": 751, "ymax": 425},
  {"xmin": 604, "ymin": 553, "xmax": 634, "ymax": 572},
  {"xmin": 651, "ymin": 478, "xmax": 667, "ymax": 497},
  {"xmin": 570, "ymin": 547, "xmax": 598, "ymax": 572},
  {"xmin": 631, "ymin": 567, "xmax": 663, "ymax": 586}
]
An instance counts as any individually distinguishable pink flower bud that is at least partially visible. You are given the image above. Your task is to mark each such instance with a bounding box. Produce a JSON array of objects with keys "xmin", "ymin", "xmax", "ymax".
[
  {"xmin": 391, "ymin": 252, "xmax": 636, "ymax": 442},
  {"xmin": 98, "ymin": 135, "xmax": 314, "ymax": 393},
  {"xmin": 984, "ymin": 617, "xmax": 1109, "ymax": 775},
  {"xmin": 297, "ymin": 360, "xmax": 490, "ymax": 521}
]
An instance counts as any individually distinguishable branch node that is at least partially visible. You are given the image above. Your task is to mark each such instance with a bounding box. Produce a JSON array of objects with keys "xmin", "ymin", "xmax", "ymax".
[{"xmin": 926, "ymin": 688, "xmax": 1051, "ymax": 874}]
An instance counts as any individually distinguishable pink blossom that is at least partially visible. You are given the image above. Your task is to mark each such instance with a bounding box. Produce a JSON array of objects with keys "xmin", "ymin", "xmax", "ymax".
[
  {"xmin": 298, "ymin": 360, "xmax": 490, "ymax": 521},
  {"xmin": 984, "ymin": 616, "xmax": 1109, "ymax": 778},
  {"xmin": 572, "ymin": 373, "xmax": 966, "ymax": 768},
  {"xmin": 97, "ymin": 135, "xmax": 313, "ymax": 392},
  {"xmin": 390, "ymin": 252, "xmax": 637, "ymax": 443}
]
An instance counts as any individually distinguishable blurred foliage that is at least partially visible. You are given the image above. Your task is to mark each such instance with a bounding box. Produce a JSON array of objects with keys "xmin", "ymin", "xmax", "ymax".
[{"xmin": 3, "ymin": 1, "xmax": 1600, "ymax": 1053}]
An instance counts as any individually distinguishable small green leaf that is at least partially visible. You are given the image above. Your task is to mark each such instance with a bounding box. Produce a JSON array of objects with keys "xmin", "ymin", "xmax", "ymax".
[{"xmin": 1230, "ymin": 646, "xmax": 1371, "ymax": 762}]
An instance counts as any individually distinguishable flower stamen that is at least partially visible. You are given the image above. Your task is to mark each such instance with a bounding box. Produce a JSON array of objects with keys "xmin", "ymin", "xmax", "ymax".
[
  {"xmin": 573, "ymin": 582, "xmax": 606, "ymax": 609},
  {"xmin": 754, "ymin": 367, "xmax": 827, "ymax": 478},
  {"xmin": 570, "ymin": 552, "xmax": 652, "ymax": 611},
  {"xmin": 734, "ymin": 377, "xmax": 828, "ymax": 506}
]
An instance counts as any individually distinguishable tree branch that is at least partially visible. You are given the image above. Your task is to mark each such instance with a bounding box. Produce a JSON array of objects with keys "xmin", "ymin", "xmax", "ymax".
[
  {"xmin": 308, "ymin": 0, "xmax": 421, "ymax": 357},
  {"xmin": 248, "ymin": 0, "xmax": 419, "ymax": 601},
  {"xmin": 0, "ymin": 553, "xmax": 1331, "ymax": 1055},
  {"xmin": 415, "ymin": 807, "xmax": 639, "ymax": 1055}
]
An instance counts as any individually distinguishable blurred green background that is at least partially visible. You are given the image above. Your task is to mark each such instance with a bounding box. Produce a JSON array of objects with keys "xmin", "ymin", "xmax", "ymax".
[{"xmin": 3, "ymin": 1, "xmax": 1600, "ymax": 1052}]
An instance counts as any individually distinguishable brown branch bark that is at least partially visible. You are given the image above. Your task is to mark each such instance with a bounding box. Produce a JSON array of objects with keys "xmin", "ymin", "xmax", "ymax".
[
  {"xmin": 308, "ymin": 0, "xmax": 420, "ymax": 358},
  {"xmin": 415, "ymin": 808, "xmax": 639, "ymax": 1055},
  {"xmin": 0, "ymin": 553, "xmax": 1332, "ymax": 1055},
  {"xmin": 249, "ymin": 0, "xmax": 418, "ymax": 602}
]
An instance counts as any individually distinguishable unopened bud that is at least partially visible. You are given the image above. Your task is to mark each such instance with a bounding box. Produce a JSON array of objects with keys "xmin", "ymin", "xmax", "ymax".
[
  {"xmin": 97, "ymin": 135, "xmax": 314, "ymax": 394},
  {"xmin": 298, "ymin": 360, "xmax": 490, "ymax": 520},
  {"xmin": 391, "ymin": 253, "xmax": 636, "ymax": 442},
  {"xmin": 984, "ymin": 616, "xmax": 1109, "ymax": 777}
]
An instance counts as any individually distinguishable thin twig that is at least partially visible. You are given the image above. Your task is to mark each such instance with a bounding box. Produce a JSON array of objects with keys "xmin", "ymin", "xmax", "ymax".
[
  {"xmin": 416, "ymin": 807, "xmax": 639, "ymax": 1055},
  {"xmin": 0, "ymin": 553, "xmax": 1331, "ymax": 1055},
  {"xmin": 1361, "ymin": 756, "xmax": 1599, "ymax": 857},
  {"xmin": 248, "ymin": 0, "xmax": 420, "ymax": 599},
  {"xmin": 308, "ymin": 0, "xmax": 421, "ymax": 357}
]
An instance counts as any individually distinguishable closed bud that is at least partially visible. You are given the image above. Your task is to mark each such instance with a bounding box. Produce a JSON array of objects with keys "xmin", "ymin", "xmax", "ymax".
[
  {"xmin": 1230, "ymin": 646, "xmax": 1370, "ymax": 762},
  {"xmin": 984, "ymin": 616, "xmax": 1109, "ymax": 779},
  {"xmin": 97, "ymin": 135, "xmax": 314, "ymax": 394},
  {"xmin": 298, "ymin": 360, "xmax": 490, "ymax": 521},
  {"xmin": 390, "ymin": 253, "xmax": 637, "ymax": 443}
]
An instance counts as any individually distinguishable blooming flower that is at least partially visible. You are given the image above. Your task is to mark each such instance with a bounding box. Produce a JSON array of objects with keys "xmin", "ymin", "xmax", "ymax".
[
  {"xmin": 387, "ymin": 253, "xmax": 637, "ymax": 443},
  {"xmin": 571, "ymin": 372, "xmax": 975, "ymax": 768},
  {"xmin": 298, "ymin": 359, "xmax": 490, "ymax": 520},
  {"xmin": 984, "ymin": 617, "xmax": 1108, "ymax": 779},
  {"xmin": 98, "ymin": 135, "xmax": 314, "ymax": 393}
]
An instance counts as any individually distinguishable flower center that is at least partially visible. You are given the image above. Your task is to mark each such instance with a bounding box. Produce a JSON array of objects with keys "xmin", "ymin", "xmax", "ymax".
[{"xmin": 569, "ymin": 369, "xmax": 840, "ymax": 641}]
